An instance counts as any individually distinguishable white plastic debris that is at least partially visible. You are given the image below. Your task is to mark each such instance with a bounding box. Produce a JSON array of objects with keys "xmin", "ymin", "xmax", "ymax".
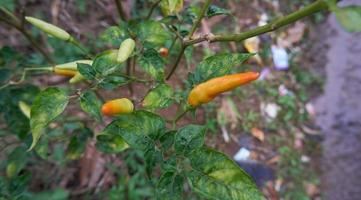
[
  {"xmin": 301, "ymin": 155, "xmax": 311, "ymax": 163},
  {"xmin": 261, "ymin": 103, "xmax": 279, "ymax": 119},
  {"xmin": 271, "ymin": 45, "xmax": 289, "ymax": 70},
  {"xmin": 233, "ymin": 147, "xmax": 251, "ymax": 161},
  {"xmin": 258, "ymin": 13, "xmax": 268, "ymax": 26}
]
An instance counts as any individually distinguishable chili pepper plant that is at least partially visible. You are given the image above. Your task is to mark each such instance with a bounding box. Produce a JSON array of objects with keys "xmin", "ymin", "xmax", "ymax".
[{"xmin": 0, "ymin": 0, "xmax": 360, "ymax": 199}]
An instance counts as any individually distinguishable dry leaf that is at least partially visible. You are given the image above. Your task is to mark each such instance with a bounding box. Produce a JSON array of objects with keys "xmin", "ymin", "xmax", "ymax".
[{"xmin": 251, "ymin": 127, "xmax": 265, "ymax": 142}]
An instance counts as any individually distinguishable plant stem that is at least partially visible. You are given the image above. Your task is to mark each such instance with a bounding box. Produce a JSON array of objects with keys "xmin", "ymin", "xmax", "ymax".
[
  {"xmin": 126, "ymin": 58, "xmax": 133, "ymax": 95},
  {"xmin": 0, "ymin": 67, "xmax": 53, "ymax": 90},
  {"xmin": 188, "ymin": 0, "xmax": 212, "ymax": 39},
  {"xmin": 0, "ymin": 10, "xmax": 54, "ymax": 64},
  {"xmin": 114, "ymin": 0, "xmax": 127, "ymax": 21},
  {"xmin": 69, "ymin": 38, "xmax": 93, "ymax": 58},
  {"xmin": 165, "ymin": 45, "xmax": 186, "ymax": 80},
  {"xmin": 187, "ymin": 0, "xmax": 328, "ymax": 44},
  {"xmin": 146, "ymin": 0, "xmax": 162, "ymax": 19}
]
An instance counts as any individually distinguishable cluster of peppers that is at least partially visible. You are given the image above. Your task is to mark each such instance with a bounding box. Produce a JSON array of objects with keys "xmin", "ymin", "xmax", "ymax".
[{"xmin": 24, "ymin": 16, "xmax": 260, "ymax": 117}]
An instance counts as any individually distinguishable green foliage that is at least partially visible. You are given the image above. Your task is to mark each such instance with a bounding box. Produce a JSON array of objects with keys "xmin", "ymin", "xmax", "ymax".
[
  {"xmin": 79, "ymin": 90, "xmax": 103, "ymax": 122},
  {"xmin": 174, "ymin": 125, "xmax": 205, "ymax": 155},
  {"xmin": 207, "ymin": 5, "xmax": 231, "ymax": 18},
  {"xmin": 4, "ymin": 0, "xmax": 346, "ymax": 198},
  {"xmin": 143, "ymin": 83, "xmax": 174, "ymax": 109},
  {"xmin": 187, "ymin": 148, "xmax": 265, "ymax": 200},
  {"xmin": 29, "ymin": 87, "xmax": 69, "ymax": 150},
  {"xmin": 138, "ymin": 49, "xmax": 165, "ymax": 81},
  {"xmin": 334, "ymin": 6, "xmax": 361, "ymax": 32}
]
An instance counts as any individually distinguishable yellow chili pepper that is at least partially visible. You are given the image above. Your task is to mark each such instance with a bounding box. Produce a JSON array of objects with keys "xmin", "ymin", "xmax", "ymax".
[
  {"xmin": 25, "ymin": 16, "xmax": 71, "ymax": 41},
  {"xmin": 188, "ymin": 72, "xmax": 260, "ymax": 106}
]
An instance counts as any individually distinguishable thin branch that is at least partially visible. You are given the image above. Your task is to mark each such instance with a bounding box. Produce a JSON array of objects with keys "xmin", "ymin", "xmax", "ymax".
[
  {"xmin": 114, "ymin": 0, "xmax": 127, "ymax": 21},
  {"xmin": 188, "ymin": 0, "xmax": 212, "ymax": 39},
  {"xmin": 165, "ymin": 45, "xmax": 186, "ymax": 80},
  {"xmin": 146, "ymin": 0, "xmax": 162, "ymax": 19},
  {"xmin": 187, "ymin": 0, "xmax": 328, "ymax": 44},
  {"xmin": 69, "ymin": 38, "xmax": 93, "ymax": 58},
  {"xmin": 126, "ymin": 58, "xmax": 133, "ymax": 95}
]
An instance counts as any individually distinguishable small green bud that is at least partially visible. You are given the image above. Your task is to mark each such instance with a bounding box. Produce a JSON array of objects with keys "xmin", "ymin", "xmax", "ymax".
[
  {"xmin": 117, "ymin": 38, "xmax": 135, "ymax": 63},
  {"xmin": 25, "ymin": 16, "xmax": 71, "ymax": 41}
]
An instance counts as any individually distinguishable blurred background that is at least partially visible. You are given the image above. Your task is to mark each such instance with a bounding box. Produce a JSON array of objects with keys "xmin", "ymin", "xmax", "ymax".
[{"xmin": 0, "ymin": 0, "xmax": 360, "ymax": 199}]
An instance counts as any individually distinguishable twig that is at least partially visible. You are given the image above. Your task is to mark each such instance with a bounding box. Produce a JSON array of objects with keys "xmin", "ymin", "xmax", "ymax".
[
  {"xmin": 188, "ymin": 0, "xmax": 212, "ymax": 39},
  {"xmin": 187, "ymin": 0, "xmax": 328, "ymax": 44},
  {"xmin": 126, "ymin": 58, "xmax": 133, "ymax": 95},
  {"xmin": 165, "ymin": 45, "xmax": 186, "ymax": 80},
  {"xmin": 114, "ymin": 0, "xmax": 127, "ymax": 21},
  {"xmin": 146, "ymin": 0, "xmax": 162, "ymax": 19},
  {"xmin": 69, "ymin": 38, "xmax": 93, "ymax": 58},
  {"xmin": 0, "ymin": 67, "xmax": 53, "ymax": 90}
]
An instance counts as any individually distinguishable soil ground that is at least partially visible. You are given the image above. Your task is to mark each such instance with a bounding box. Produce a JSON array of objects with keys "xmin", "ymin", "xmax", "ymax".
[{"xmin": 315, "ymin": 1, "xmax": 361, "ymax": 199}]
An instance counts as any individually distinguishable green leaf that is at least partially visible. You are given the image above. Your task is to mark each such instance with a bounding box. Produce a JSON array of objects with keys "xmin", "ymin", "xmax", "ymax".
[
  {"xmin": 8, "ymin": 171, "xmax": 31, "ymax": 196},
  {"xmin": 34, "ymin": 136, "xmax": 49, "ymax": 159},
  {"xmin": 99, "ymin": 75, "xmax": 129, "ymax": 90},
  {"xmin": 156, "ymin": 171, "xmax": 184, "ymax": 200},
  {"xmin": 0, "ymin": 85, "xmax": 39, "ymax": 139},
  {"xmin": 335, "ymin": 6, "xmax": 361, "ymax": 32},
  {"xmin": 6, "ymin": 146, "xmax": 28, "ymax": 178},
  {"xmin": 144, "ymin": 148, "xmax": 162, "ymax": 176},
  {"xmin": 92, "ymin": 50, "xmax": 124, "ymax": 76},
  {"xmin": 66, "ymin": 128, "xmax": 92, "ymax": 160},
  {"xmin": 143, "ymin": 84, "xmax": 173, "ymax": 109},
  {"xmin": 0, "ymin": 1, "xmax": 15, "ymax": 12},
  {"xmin": 96, "ymin": 132, "xmax": 129, "ymax": 154},
  {"xmin": 159, "ymin": 131, "xmax": 176, "ymax": 151},
  {"xmin": 100, "ymin": 25, "xmax": 130, "ymax": 46},
  {"xmin": 29, "ymin": 87, "xmax": 69, "ymax": 150},
  {"xmin": 77, "ymin": 63, "xmax": 96, "ymax": 80},
  {"xmin": 32, "ymin": 188, "xmax": 69, "ymax": 200},
  {"xmin": 189, "ymin": 53, "xmax": 254, "ymax": 86},
  {"xmin": 138, "ymin": 49, "xmax": 165, "ymax": 81},
  {"xmin": 103, "ymin": 110, "xmax": 165, "ymax": 151},
  {"xmin": 207, "ymin": 5, "xmax": 231, "ymax": 18},
  {"xmin": 134, "ymin": 20, "xmax": 172, "ymax": 48},
  {"xmin": 175, "ymin": 125, "xmax": 205, "ymax": 155},
  {"xmin": 160, "ymin": 0, "xmax": 184, "ymax": 16},
  {"xmin": 187, "ymin": 148, "xmax": 264, "ymax": 200},
  {"xmin": 80, "ymin": 90, "xmax": 102, "ymax": 122},
  {"xmin": 185, "ymin": 5, "xmax": 201, "ymax": 22}
]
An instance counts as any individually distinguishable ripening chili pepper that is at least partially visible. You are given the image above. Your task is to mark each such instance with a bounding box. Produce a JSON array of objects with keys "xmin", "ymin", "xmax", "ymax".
[
  {"xmin": 188, "ymin": 72, "xmax": 260, "ymax": 107},
  {"xmin": 159, "ymin": 47, "xmax": 169, "ymax": 57},
  {"xmin": 25, "ymin": 16, "xmax": 71, "ymax": 41},
  {"xmin": 69, "ymin": 72, "xmax": 85, "ymax": 84},
  {"xmin": 54, "ymin": 60, "xmax": 93, "ymax": 71},
  {"xmin": 101, "ymin": 98, "xmax": 134, "ymax": 116},
  {"xmin": 117, "ymin": 38, "xmax": 135, "ymax": 63},
  {"xmin": 54, "ymin": 68, "xmax": 77, "ymax": 77}
]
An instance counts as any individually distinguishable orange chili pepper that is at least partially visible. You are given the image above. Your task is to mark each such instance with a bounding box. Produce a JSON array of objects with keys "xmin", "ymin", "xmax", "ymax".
[
  {"xmin": 101, "ymin": 98, "xmax": 134, "ymax": 116},
  {"xmin": 188, "ymin": 72, "xmax": 260, "ymax": 106}
]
